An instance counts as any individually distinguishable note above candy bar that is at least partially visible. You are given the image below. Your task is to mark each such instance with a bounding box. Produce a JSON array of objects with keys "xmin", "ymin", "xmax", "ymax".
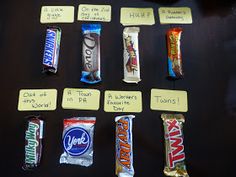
[
  {"xmin": 120, "ymin": 7, "xmax": 155, "ymax": 26},
  {"xmin": 158, "ymin": 7, "xmax": 193, "ymax": 24}
]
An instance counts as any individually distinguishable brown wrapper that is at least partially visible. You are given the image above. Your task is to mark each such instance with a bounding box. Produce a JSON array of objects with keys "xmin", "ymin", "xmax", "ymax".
[
  {"xmin": 81, "ymin": 24, "xmax": 101, "ymax": 84},
  {"xmin": 23, "ymin": 116, "xmax": 44, "ymax": 170}
]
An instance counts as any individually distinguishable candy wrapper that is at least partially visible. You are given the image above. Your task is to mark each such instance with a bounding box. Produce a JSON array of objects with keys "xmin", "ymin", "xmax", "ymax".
[
  {"xmin": 81, "ymin": 24, "xmax": 101, "ymax": 84},
  {"xmin": 161, "ymin": 113, "xmax": 189, "ymax": 177},
  {"xmin": 60, "ymin": 117, "xmax": 96, "ymax": 167},
  {"xmin": 42, "ymin": 26, "xmax": 61, "ymax": 73},
  {"xmin": 23, "ymin": 115, "xmax": 44, "ymax": 170},
  {"xmin": 166, "ymin": 28, "xmax": 183, "ymax": 79},
  {"xmin": 115, "ymin": 115, "xmax": 135, "ymax": 177},
  {"xmin": 123, "ymin": 27, "xmax": 141, "ymax": 83}
]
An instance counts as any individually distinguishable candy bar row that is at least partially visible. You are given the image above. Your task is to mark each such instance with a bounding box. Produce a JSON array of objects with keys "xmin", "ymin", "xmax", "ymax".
[
  {"xmin": 43, "ymin": 24, "xmax": 183, "ymax": 84},
  {"xmin": 24, "ymin": 114, "xmax": 188, "ymax": 177}
]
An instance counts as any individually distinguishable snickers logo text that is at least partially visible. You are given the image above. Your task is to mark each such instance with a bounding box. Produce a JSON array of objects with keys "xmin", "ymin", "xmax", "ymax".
[
  {"xmin": 116, "ymin": 118, "xmax": 131, "ymax": 169},
  {"xmin": 165, "ymin": 119, "xmax": 185, "ymax": 168},
  {"xmin": 43, "ymin": 29, "xmax": 56, "ymax": 66}
]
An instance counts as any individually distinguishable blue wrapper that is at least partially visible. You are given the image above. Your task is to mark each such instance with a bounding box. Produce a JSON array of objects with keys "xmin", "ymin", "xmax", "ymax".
[
  {"xmin": 115, "ymin": 115, "xmax": 135, "ymax": 177},
  {"xmin": 42, "ymin": 26, "xmax": 61, "ymax": 73},
  {"xmin": 81, "ymin": 24, "xmax": 101, "ymax": 84}
]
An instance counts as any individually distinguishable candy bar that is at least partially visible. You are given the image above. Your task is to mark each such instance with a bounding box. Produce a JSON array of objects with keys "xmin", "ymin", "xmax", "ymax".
[
  {"xmin": 123, "ymin": 27, "xmax": 141, "ymax": 83},
  {"xmin": 166, "ymin": 28, "xmax": 183, "ymax": 79},
  {"xmin": 115, "ymin": 115, "xmax": 135, "ymax": 177},
  {"xmin": 60, "ymin": 117, "xmax": 96, "ymax": 166},
  {"xmin": 23, "ymin": 115, "xmax": 44, "ymax": 170},
  {"xmin": 42, "ymin": 26, "xmax": 61, "ymax": 73},
  {"xmin": 161, "ymin": 113, "xmax": 189, "ymax": 177},
  {"xmin": 81, "ymin": 24, "xmax": 101, "ymax": 84}
]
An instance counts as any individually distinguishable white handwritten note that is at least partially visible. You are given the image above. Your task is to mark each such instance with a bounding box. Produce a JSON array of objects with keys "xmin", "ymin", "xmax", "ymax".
[
  {"xmin": 40, "ymin": 6, "xmax": 74, "ymax": 23},
  {"xmin": 104, "ymin": 90, "xmax": 142, "ymax": 112},
  {"xmin": 78, "ymin": 4, "xmax": 111, "ymax": 22},
  {"xmin": 18, "ymin": 89, "xmax": 57, "ymax": 111},
  {"xmin": 62, "ymin": 88, "xmax": 100, "ymax": 110}
]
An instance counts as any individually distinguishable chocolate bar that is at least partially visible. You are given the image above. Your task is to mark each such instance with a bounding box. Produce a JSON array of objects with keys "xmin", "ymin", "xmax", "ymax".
[
  {"xmin": 161, "ymin": 113, "xmax": 189, "ymax": 177},
  {"xmin": 166, "ymin": 28, "xmax": 183, "ymax": 79},
  {"xmin": 123, "ymin": 27, "xmax": 141, "ymax": 83},
  {"xmin": 81, "ymin": 24, "xmax": 101, "ymax": 84},
  {"xmin": 23, "ymin": 116, "xmax": 44, "ymax": 170},
  {"xmin": 42, "ymin": 26, "xmax": 61, "ymax": 73},
  {"xmin": 60, "ymin": 117, "xmax": 96, "ymax": 166},
  {"xmin": 115, "ymin": 115, "xmax": 135, "ymax": 177}
]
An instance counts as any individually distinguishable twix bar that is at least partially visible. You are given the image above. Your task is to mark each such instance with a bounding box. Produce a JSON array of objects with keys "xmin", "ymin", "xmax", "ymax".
[{"xmin": 161, "ymin": 113, "xmax": 189, "ymax": 177}]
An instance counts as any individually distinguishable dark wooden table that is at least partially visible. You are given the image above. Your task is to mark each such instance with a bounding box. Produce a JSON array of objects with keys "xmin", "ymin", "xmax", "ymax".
[{"xmin": 1, "ymin": 0, "xmax": 236, "ymax": 177}]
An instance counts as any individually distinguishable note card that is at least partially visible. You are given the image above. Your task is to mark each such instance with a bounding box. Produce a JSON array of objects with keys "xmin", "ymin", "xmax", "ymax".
[
  {"xmin": 78, "ymin": 4, "xmax": 111, "ymax": 22},
  {"xmin": 104, "ymin": 90, "xmax": 142, "ymax": 113},
  {"xmin": 18, "ymin": 89, "xmax": 57, "ymax": 111},
  {"xmin": 62, "ymin": 88, "xmax": 100, "ymax": 110},
  {"xmin": 40, "ymin": 6, "xmax": 74, "ymax": 23},
  {"xmin": 120, "ymin": 7, "xmax": 155, "ymax": 26},
  {"xmin": 150, "ymin": 89, "xmax": 188, "ymax": 112},
  {"xmin": 158, "ymin": 7, "xmax": 192, "ymax": 24}
]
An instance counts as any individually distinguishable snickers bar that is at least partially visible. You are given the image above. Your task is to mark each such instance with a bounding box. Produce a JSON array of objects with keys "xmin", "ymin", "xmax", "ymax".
[{"xmin": 42, "ymin": 26, "xmax": 61, "ymax": 73}]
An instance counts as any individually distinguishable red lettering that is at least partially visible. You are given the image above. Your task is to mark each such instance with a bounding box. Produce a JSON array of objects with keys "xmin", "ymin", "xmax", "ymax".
[
  {"xmin": 166, "ymin": 120, "xmax": 178, "ymax": 132},
  {"xmin": 166, "ymin": 119, "xmax": 185, "ymax": 169},
  {"xmin": 170, "ymin": 137, "xmax": 184, "ymax": 156},
  {"xmin": 168, "ymin": 151, "xmax": 185, "ymax": 168},
  {"xmin": 169, "ymin": 129, "xmax": 181, "ymax": 137}
]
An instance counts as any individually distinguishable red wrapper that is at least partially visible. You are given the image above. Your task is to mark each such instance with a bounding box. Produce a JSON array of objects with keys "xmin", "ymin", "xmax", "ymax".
[{"xmin": 167, "ymin": 28, "xmax": 183, "ymax": 79}]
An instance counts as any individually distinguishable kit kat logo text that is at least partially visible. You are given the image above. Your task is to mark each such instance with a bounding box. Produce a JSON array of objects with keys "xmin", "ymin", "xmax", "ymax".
[
  {"xmin": 165, "ymin": 119, "xmax": 185, "ymax": 168},
  {"xmin": 116, "ymin": 118, "xmax": 131, "ymax": 169}
]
